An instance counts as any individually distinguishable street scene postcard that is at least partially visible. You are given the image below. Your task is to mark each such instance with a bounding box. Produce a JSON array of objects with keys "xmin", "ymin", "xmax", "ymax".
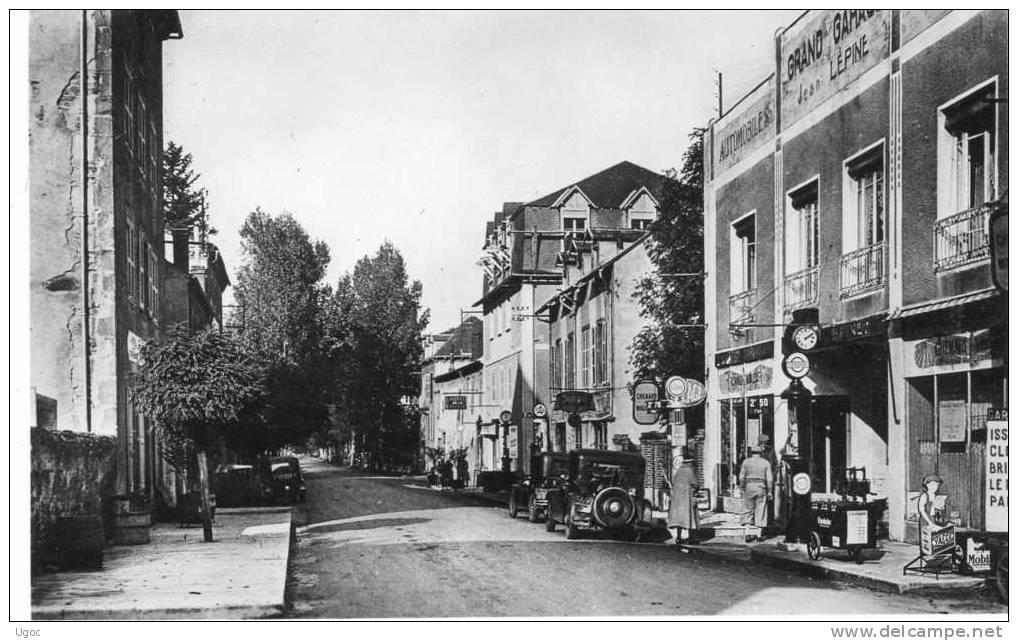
[{"xmin": 12, "ymin": 7, "xmax": 1011, "ymax": 631}]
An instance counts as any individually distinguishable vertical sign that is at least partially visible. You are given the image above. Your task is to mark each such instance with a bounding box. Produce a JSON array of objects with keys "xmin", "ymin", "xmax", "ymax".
[
  {"xmin": 508, "ymin": 425, "xmax": 519, "ymax": 460},
  {"xmin": 985, "ymin": 408, "xmax": 1008, "ymax": 531},
  {"xmin": 632, "ymin": 380, "xmax": 660, "ymax": 425},
  {"xmin": 989, "ymin": 206, "xmax": 1008, "ymax": 293}
]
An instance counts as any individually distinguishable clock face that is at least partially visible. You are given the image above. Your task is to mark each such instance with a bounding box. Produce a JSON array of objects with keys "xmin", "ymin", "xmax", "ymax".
[{"xmin": 792, "ymin": 325, "xmax": 818, "ymax": 351}]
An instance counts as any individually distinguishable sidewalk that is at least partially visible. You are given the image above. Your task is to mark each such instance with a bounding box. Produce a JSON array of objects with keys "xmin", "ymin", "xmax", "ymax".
[{"xmin": 31, "ymin": 507, "xmax": 294, "ymax": 620}]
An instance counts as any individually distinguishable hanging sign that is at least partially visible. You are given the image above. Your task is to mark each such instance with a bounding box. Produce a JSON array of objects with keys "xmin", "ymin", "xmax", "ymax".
[
  {"xmin": 989, "ymin": 205, "xmax": 1008, "ymax": 293},
  {"xmin": 664, "ymin": 376, "xmax": 687, "ymax": 401},
  {"xmin": 985, "ymin": 408, "xmax": 1008, "ymax": 531},
  {"xmin": 533, "ymin": 403, "xmax": 548, "ymax": 419},
  {"xmin": 669, "ymin": 378, "xmax": 706, "ymax": 409},
  {"xmin": 632, "ymin": 380, "xmax": 660, "ymax": 425},
  {"xmin": 444, "ymin": 395, "xmax": 467, "ymax": 410}
]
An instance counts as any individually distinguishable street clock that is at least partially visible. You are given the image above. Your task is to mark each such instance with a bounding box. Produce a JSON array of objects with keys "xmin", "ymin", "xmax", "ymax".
[{"xmin": 791, "ymin": 324, "xmax": 819, "ymax": 351}]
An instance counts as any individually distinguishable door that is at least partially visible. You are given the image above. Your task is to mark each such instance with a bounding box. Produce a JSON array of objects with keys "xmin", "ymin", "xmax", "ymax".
[{"xmin": 809, "ymin": 396, "xmax": 850, "ymax": 494}]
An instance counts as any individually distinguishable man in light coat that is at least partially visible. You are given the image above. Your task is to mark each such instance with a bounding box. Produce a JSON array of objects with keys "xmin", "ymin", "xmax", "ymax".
[{"xmin": 739, "ymin": 444, "xmax": 773, "ymax": 542}]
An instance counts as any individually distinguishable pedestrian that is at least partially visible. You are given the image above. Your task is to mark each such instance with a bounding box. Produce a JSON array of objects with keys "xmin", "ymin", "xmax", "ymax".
[
  {"xmin": 667, "ymin": 448, "xmax": 700, "ymax": 553},
  {"xmin": 456, "ymin": 458, "xmax": 470, "ymax": 489},
  {"xmin": 758, "ymin": 434, "xmax": 780, "ymax": 526},
  {"xmin": 738, "ymin": 444, "xmax": 773, "ymax": 542}
]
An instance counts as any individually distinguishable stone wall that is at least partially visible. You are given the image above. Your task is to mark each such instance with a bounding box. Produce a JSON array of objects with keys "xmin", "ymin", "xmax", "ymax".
[{"xmin": 31, "ymin": 428, "xmax": 118, "ymax": 571}]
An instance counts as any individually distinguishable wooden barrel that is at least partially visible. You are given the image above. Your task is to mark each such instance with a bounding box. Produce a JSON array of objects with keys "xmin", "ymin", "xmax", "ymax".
[{"xmin": 54, "ymin": 516, "xmax": 104, "ymax": 570}]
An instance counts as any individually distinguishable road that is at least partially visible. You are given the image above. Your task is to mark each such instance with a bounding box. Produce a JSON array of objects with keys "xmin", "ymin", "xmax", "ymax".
[{"xmin": 282, "ymin": 457, "xmax": 1003, "ymax": 619}]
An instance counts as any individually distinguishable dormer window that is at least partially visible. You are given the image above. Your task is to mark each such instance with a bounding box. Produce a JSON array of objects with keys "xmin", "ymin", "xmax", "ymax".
[
  {"xmin": 621, "ymin": 188, "xmax": 659, "ymax": 230},
  {"xmin": 556, "ymin": 188, "xmax": 592, "ymax": 233}
]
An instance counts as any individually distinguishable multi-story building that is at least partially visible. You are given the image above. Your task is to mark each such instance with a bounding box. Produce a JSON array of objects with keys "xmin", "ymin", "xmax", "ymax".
[
  {"xmin": 475, "ymin": 161, "xmax": 671, "ymax": 473},
  {"xmin": 703, "ymin": 10, "xmax": 1007, "ymax": 540},
  {"xmin": 163, "ymin": 228, "xmax": 230, "ymax": 333},
  {"xmin": 29, "ymin": 11, "xmax": 183, "ymax": 503},
  {"xmin": 538, "ymin": 236, "xmax": 656, "ymax": 453}
]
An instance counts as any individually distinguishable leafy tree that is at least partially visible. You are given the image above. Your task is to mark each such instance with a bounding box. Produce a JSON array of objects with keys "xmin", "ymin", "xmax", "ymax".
[
  {"xmin": 231, "ymin": 209, "xmax": 333, "ymax": 455},
  {"xmin": 630, "ymin": 127, "xmax": 706, "ymax": 383},
  {"xmin": 162, "ymin": 141, "xmax": 216, "ymax": 236},
  {"xmin": 338, "ymin": 242, "xmax": 429, "ymax": 468},
  {"xmin": 131, "ymin": 326, "xmax": 264, "ymax": 542}
]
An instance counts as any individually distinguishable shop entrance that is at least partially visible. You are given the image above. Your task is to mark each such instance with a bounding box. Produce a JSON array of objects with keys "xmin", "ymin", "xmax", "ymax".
[{"xmin": 809, "ymin": 396, "xmax": 850, "ymax": 494}]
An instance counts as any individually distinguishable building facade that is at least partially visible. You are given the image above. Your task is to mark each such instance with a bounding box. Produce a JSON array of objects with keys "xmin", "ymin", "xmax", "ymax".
[
  {"xmin": 29, "ymin": 11, "xmax": 183, "ymax": 503},
  {"xmin": 703, "ymin": 9, "xmax": 1007, "ymax": 540},
  {"xmin": 475, "ymin": 162, "xmax": 670, "ymax": 473}
]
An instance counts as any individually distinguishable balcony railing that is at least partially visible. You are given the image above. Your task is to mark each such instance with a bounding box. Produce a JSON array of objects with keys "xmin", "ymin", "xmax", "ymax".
[
  {"xmin": 840, "ymin": 242, "xmax": 886, "ymax": 298},
  {"xmin": 935, "ymin": 205, "xmax": 991, "ymax": 271},
  {"xmin": 783, "ymin": 266, "xmax": 819, "ymax": 311},
  {"xmin": 729, "ymin": 289, "xmax": 755, "ymax": 325}
]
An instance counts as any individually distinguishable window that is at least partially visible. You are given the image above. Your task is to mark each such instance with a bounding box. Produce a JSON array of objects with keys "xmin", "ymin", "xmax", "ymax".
[
  {"xmin": 631, "ymin": 218, "xmax": 652, "ymax": 231},
  {"xmin": 580, "ymin": 325, "xmax": 591, "ymax": 389},
  {"xmin": 148, "ymin": 248, "xmax": 160, "ymax": 320},
  {"xmin": 122, "ymin": 70, "xmax": 136, "ymax": 155},
  {"xmin": 149, "ymin": 122, "xmax": 160, "ymax": 191},
  {"xmin": 563, "ymin": 217, "xmax": 586, "ymax": 233},
  {"xmin": 560, "ymin": 190, "xmax": 589, "ymax": 235},
  {"xmin": 786, "ymin": 181, "xmax": 820, "ymax": 273},
  {"xmin": 730, "ymin": 214, "xmax": 756, "ymax": 294},
  {"xmin": 125, "ymin": 221, "xmax": 137, "ymax": 301},
  {"xmin": 940, "ymin": 82, "xmax": 997, "ymax": 216},
  {"xmin": 593, "ymin": 422, "xmax": 608, "ymax": 450},
  {"xmin": 842, "ymin": 147, "xmax": 885, "ymax": 250},
  {"xmin": 551, "ymin": 339, "xmax": 562, "ymax": 390},
  {"xmin": 136, "ymin": 95, "xmax": 148, "ymax": 172},
  {"xmin": 564, "ymin": 332, "xmax": 575, "ymax": 389},
  {"xmin": 593, "ymin": 318, "xmax": 608, "ymax": 387},
  {"xmin": 138, "ymin": 236, "xmax": 149, "ymax": 310},
  {"xmin": 626, "ymin": 191, "xmax": 657, "ymax": 230}
]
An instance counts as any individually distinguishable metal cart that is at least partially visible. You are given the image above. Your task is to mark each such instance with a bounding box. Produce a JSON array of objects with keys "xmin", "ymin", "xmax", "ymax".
[{"xmin": 806, "ymin": 468, "xmax": 882, "ymax": 564}]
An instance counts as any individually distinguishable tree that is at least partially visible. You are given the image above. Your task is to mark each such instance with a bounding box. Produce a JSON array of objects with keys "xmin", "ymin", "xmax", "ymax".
[
  {"xmin": 163, "ymin": 141, "xmax": 216, "ymax": 236},
  {"xmin": 630, "ymin": 127, "xmax": 706, "ymax": 383},
  {"xmin": 338, "ymin": 242, "xmax": 429, "ymax": 468},
  {"xmin": 131, "ymin": 326, "xmax": 264, "ymax": 542},
  {"xmin": 231, "ymin": 209, "xmax": 333, "ymax": 455}
]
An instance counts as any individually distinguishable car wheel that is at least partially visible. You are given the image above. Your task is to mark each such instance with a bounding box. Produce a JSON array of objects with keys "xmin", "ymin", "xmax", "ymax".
[
  {"xmin": 996, "ymin": 551, "xmax": 1008, "ymax": 603},
  {"xmin": 527, "ymin": 495, "xmax": 541, "ymax": 523},
  {"xmin": 545, "ymin": 510, "xmax": 556, "ymax": 532},
  {"xmin": 807, "ymin": 531, "xmax": 823, "ymax": 560},
  {"xmin": 565, "ymin": 509, "xmax": 581, "ymax": 540},
  {"xmin": 507, "ymin": 494, "xmax": 518, "ymax": 519}
]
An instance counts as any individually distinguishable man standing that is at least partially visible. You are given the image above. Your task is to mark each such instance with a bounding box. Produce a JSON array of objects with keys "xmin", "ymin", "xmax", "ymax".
[
  {"xmin": 739, "ymin": 444, "xmax": 773, "ymax": 542},
  {"xmin": 758, "ymin": 434, "xmax": 781, "ymax": 526}
]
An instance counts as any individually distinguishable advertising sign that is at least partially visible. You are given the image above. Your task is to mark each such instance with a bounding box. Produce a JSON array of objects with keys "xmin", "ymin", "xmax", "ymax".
[
  {"xmin": 508, "ymin": 425, "xmax": 518, "ymax": 460},
  {"xmin": 444, "ymin": 395, "xmax": 467, "ymax": 410},
  {"xmin": 844, "ymin": 510, "xmax": 869, "ymax": 545},
  {"xmin": 921, "ymin": 524, "xmax": 956, "ymax": 557},
  {"xmin": 533, "ymin": 403, "xmax": 548, "ymax": 418},
  {"xmin": 985, "ymin": 408, "xmax": 1008, "ymax": 532},
  {"xmin": 938, "ymin": 400, "xmax": 967, "ymax": 443},
  {"xmin": 670, "ymin": 378, "xmax": 706, "ymax": 408},
  {"xmin": 632, "ymin": 380, "xmax": 660, "ymax": 425},
  {"xmin": 714, "ymin": 77, "xmax": 775, "ymax": 175},
  {"xmin": 780, "ymin": 10, "xmax": 891, "ymax": 127},
  {"xmin": 965, "ymin": 537, "xmax": 992, "ymax": 573},
  {"xmin": 989, "ymin": 205, "xmax": 1008, "ymax": 292}
]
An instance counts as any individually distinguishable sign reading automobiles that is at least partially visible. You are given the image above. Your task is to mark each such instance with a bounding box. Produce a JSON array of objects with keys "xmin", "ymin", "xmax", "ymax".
[
  {"xmin": 780, "ymin": 10, "xmax": 890, "ymax": 127},
  {"xmin": 714, "ymin": 76, "xmax": 775, "ymax": 174}
]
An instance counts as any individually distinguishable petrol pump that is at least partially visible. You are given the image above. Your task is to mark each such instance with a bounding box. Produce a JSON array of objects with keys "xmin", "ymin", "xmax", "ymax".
[{"xmin": 780, "ymin": 309, "xmax": 820, "ymax": 544}]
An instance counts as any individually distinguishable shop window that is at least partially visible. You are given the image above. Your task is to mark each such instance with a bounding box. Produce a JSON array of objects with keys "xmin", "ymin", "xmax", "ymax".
[
  {"xmin": 730, "ymin": 213, "xmax": 756, "ymax": 295},
  {"xmin": 719, "ymin": 395, "xmax": 774, "ymax": 495}
]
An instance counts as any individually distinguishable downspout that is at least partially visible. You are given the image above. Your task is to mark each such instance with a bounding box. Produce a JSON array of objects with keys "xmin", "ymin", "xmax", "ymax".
[{"xmin": 81, "ymin": 10, "xmax": 93, "ymax": 433}]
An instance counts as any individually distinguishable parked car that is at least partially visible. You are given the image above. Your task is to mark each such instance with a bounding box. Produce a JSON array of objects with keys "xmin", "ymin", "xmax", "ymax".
[
  {"xmin": 265, "ymin": 456, "xmax": 307, "ymax": 504},
  {"xmin": 545, "ymin": 449, "xmax": 652, "ymax": 540},
  {"xmin": 507, "ymin": 452, "xmax": 571, "ymax": 523}
]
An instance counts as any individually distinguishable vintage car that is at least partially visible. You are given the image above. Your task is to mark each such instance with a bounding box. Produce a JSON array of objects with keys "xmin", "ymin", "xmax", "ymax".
[
  {"xmin": 265, "ymin": 456, "xmax": 307, "ymax": 504},
  {"xmin": 507, "ymin": 452, "xmax": 571, "ymax": 523},
  {"xmin": 545, "ymin": 449, "xmax": 652, "ymax": 540}
]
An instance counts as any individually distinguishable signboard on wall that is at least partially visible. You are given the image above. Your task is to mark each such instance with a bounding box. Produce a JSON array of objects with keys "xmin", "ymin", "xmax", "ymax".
[
  {"xmin": 938, "ymin": 400, "xmax": 967, "ymax": 443},
  {"xmin": 985, "ymin": 408, "xmax": 1008, "ymax": 531},
  {"xmin": 444, "ymin": 395, "xmax": 467, "ymax": 410},
  {"xmin": 780, "ymin": 10, "xmax": 891, "ymax": 127},
  {"xmin": 719, "ymin": 364, "xmax": 774, "ymax": 395},
  {"xmin": 714, "ymin": 77, "xmax": 775, "ymax": 174}
]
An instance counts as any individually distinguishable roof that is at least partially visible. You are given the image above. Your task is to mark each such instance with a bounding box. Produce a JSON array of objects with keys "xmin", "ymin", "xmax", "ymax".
[
  {"xmin": 526, "ymin": 161, "xmax": 670, "ymax": 210},
  {"xmin": 152, "ymin": 10, "xmax": 183, "ymax": 40},
  {"xmin": 536, "ymin": 233, "xmax": 650, "ymax": 314},
  {"xmin": 433, "ymin": 316, "xmax": 483, "ymax": 360}
]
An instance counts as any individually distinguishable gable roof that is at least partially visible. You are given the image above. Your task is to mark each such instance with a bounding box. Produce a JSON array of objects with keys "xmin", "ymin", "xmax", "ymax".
[
  {"xmin": 526, "ymin": 161, "xmax": 670, "ymax": 210},
  {"xmin": 433, "ymin": 316, "xmax": 483, "ymax": 360}
]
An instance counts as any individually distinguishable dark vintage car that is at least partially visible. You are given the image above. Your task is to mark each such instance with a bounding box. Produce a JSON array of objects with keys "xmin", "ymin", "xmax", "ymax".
[
  {"xmin": 507, "ymin": 452, "xmax": 571, "ymax": 523},
  {"xmin": 265, "ymin": 456, "xmax": 307, "ymax": 504},
  {"xmin": 545, "ymin": 449, "xmax": 652, "ymax": 539}
]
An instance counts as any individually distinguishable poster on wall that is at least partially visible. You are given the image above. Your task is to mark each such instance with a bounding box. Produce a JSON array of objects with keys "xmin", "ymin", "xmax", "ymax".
[
  {"xmin": 938, "ymin": 400, "xmax": 967, "ymax": 442},
  {"xmin": 985, "ymin": 408, "xmax": 1008, "ymax": 532}
]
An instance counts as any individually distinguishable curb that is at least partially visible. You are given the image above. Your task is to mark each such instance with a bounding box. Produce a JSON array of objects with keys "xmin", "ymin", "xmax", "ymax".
[{"xmin": 749, "ymin": 546, "xmax": 988, "ymax": 596}]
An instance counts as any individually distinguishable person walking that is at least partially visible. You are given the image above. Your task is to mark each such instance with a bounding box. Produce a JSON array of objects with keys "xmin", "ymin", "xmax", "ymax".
[
  {"xmin": 667, "ymin": 449, "xmax": 700, "ymax": 553},
  {"xmin": 739, "ymin": 444, "xmax": 773, "ymax": 542},
  {"xmin": 758, "ymin": 434, "xmax": 780, "ymax": 526}
]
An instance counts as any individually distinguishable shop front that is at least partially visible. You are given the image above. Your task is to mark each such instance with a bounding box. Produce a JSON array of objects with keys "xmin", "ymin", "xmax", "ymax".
[{"xmin": 895, "ymin": 294, "xmax": 1008, "ymax": 542}]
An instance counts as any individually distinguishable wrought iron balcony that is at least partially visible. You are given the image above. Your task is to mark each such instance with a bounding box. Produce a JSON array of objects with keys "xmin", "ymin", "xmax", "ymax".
[
  {"xmin": 840, "ymin": 242, "xmax": 886, "ymax": 298},
  {"xmin": 729, "ymin": 289, "xmax": 755, "ymax": 325},
  {"xmin": 935, "ymin": 205, "xmax": 991, "ymax": 271},
  {"xmin": 783, "ymin": 266, "xmax": 819, "ymax": 311}
]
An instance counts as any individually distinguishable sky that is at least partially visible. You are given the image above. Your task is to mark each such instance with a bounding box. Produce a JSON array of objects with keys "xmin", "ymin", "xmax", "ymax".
[{"xmin": 163, "ymin": 9, "xmax": 802, "ymax": 332}]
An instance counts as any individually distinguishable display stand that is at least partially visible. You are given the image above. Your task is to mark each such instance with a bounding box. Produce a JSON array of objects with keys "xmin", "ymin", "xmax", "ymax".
[{"xmin": 904, "ymin": 524, "xmax": 957, "ymax": 578}]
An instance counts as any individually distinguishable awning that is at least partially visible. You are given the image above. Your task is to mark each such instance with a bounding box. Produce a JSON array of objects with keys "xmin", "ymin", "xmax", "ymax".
[{"xmin": 887, "ymin": 288, "xmax": 1000, "ymax": 320}]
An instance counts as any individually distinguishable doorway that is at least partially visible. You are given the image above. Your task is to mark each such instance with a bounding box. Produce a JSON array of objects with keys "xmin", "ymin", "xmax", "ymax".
[{"xmin": 809, "ymin": 396, "xmax": 850, "ymax": 494}]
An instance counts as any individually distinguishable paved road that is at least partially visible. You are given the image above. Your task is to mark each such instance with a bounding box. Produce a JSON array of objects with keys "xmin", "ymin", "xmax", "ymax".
[{"xmin": 282, "ymin": 457, "xmax": 1003, "ymax": 619}]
